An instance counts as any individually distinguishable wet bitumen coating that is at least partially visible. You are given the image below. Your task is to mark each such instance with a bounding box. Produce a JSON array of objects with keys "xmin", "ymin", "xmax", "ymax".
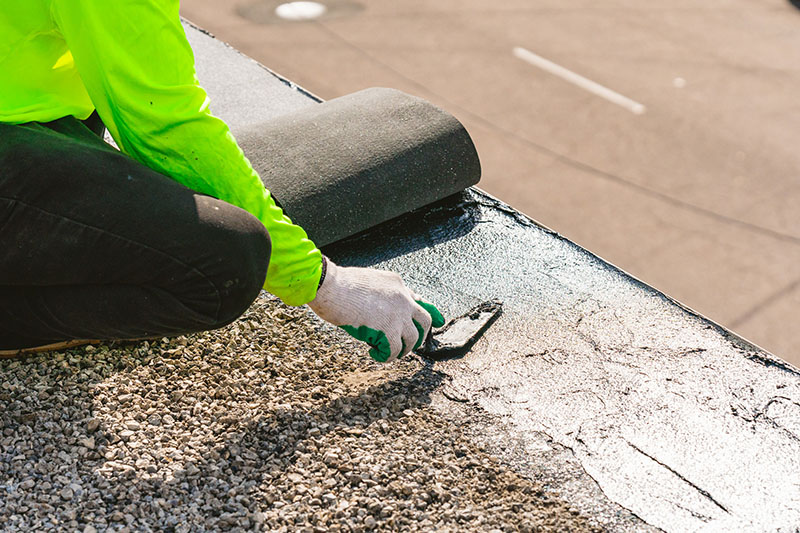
[
  {"xmin": 326, "ymin": 189, "xmax": 800, "ymax": 532},
  {"xmin": 236, "ymin": 88, "xmax": 481, "ymax": 246},
  {"xmin": 186, "ymin": 20, "xmax": 800, "ymax": 531}
]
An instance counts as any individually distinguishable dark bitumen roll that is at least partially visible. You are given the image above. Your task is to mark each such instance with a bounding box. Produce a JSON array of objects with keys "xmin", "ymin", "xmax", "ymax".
[{"xmin": 234, "ymin": 87, "xmax": 481, "ymax": 247}]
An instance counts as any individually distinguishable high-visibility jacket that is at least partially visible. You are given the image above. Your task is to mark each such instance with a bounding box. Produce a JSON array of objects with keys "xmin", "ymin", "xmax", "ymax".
[{"xmin": 0, "ymin": 1, "xmax": 322, "ymax": 306}]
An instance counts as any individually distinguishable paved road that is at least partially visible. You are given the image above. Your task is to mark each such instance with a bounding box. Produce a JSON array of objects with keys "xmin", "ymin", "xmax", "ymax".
[{"xmin": 181, "ymin": 0, "xmax": 800, "ymax": 366}]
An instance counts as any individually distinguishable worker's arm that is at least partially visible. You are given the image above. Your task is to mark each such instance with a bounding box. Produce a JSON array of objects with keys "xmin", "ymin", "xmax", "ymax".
[
  {"xmin": 50, "ymin": 0, "xmax": 444, "ymax": 360},
  {"xmin": 50, "ymin": 0, "xmax": 320, "ymax": 305}
]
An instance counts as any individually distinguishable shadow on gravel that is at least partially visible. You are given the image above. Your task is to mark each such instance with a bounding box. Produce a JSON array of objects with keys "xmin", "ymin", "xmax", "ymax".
[
  {"xmin": 0, "ymin": 323, "xmax": 597, "ymax": 532},
  {"xmin": 0, "ymin": 283, "xmax": 603, "ymax": 533},
  {"xmin": 208, "ymin": 360, "xmax": 447, "ymax": 476},
  {"xmin": 0, "ymin": 339, "xmax": 446, "ymax": 521}
]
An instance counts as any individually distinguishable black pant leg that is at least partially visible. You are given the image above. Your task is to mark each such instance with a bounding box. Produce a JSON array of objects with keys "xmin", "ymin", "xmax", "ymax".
[{"xmin": 0, "ymin": 117, "xmax": 270, "ymax": 349}]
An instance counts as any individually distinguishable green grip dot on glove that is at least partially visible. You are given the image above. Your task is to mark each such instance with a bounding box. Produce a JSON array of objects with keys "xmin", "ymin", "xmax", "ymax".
[
  {"xmin": 340, "ymin": 324, "xmax": 392, "ymax": 362},
  {"xmin": 340, "ymin": 300, "xmax": 445, "ymax": 363},
  {"xmin": 417, "ymin": 300, "xmax": 446, "ymax": 329}
]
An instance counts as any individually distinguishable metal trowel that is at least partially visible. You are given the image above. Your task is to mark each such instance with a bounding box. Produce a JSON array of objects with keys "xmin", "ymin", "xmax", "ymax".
[{"xmin": 417, "ymin": 300, "xmax": 503, "ymax": 360}]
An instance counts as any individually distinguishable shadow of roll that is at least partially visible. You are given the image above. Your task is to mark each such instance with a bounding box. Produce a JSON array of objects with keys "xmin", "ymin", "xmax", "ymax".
[{"xmin": 235, "ymin": 88, "xmax": 481, "ymax": 247}]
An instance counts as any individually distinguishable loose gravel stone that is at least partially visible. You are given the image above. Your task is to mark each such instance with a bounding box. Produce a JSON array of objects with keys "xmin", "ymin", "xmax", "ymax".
[
  {"xmin": 0, "ymin": 295, "xmax": 599, "ymax": 532},
  {"xmin": 86, "ymin": 418, "xmax": 101, "ymax": 432}
]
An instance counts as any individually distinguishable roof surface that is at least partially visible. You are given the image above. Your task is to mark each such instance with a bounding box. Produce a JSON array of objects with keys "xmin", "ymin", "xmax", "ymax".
[{"xmin": 187, "ymin": 21, "xmax": 800, "ymax": 531}]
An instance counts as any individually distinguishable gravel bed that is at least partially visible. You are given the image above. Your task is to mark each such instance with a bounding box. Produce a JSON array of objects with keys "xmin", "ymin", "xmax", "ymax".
[{"xmin": 1, "ymin": 295, "xmax": 600, "ymax": 532}]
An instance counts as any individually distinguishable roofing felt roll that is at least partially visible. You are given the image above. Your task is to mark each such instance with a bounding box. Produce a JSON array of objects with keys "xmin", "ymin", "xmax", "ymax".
[{"xmin": 234, "ymin": 87, "xmax": 481, "ymax": 247}]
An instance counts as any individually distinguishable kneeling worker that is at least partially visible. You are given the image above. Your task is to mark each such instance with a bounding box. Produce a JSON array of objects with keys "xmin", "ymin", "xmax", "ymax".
[{"xmin": 0, "ymin": 1, "xmax": 444, "ymax": 361}]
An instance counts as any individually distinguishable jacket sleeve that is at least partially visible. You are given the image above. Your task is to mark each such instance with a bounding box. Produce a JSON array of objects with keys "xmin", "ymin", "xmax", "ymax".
[{"xmin": 50, "ymin": 0, "xmax": 322, "ymax": 306}]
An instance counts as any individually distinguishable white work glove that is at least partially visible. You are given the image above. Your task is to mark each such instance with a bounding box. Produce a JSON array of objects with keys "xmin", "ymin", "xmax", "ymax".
[{"xmin": 308, "ymin": 257, "xmax": 445, "ymax": 362}]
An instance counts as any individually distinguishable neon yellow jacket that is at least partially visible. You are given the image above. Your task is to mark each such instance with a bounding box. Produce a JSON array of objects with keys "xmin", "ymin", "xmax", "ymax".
[{"xmin": 0, "ymin": 1, "xmax": 322, "ymax": 306}]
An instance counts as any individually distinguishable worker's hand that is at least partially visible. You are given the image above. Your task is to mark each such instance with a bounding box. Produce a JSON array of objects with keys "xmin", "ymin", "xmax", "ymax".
[{"xmin": 308, "ymin": 257, "xmax": 445, "ymax": 362}]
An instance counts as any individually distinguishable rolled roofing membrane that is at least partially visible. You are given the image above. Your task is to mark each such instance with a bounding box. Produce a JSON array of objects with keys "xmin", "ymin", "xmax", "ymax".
[
  {"xmin": 186, "ymin": 22, "xmax": 479, "ymax": 245},
  {"xmin": 236, "ymin": 87, "xmax": 481, "ymax": 246},
  {"xmin": 186, "ymin": 20, "xmax": 800, "ymax": 531}
]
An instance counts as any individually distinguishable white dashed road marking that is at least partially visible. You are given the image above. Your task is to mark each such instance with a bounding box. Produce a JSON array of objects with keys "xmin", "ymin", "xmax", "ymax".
[{"xmin": 512, "ymin": 46, "xmax": 646, "ymax": 115}]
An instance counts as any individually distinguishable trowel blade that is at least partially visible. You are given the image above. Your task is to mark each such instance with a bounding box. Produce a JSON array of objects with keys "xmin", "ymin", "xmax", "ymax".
[{"xmin": 417, "ymin": 300, "xmax": 503, "ymax": 360}]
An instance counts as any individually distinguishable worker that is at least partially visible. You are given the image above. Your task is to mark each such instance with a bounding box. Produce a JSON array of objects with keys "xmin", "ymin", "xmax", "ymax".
[{"xmin": 0, "ymin": 1, "xmax": 444, "ymax": 361}]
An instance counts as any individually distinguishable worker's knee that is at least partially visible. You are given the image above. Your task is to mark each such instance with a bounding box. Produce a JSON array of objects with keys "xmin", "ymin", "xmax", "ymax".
[
  {"xmin": 192, "ymin": 201, "xmax": 271, "ymax": 329},
  {"xmin": 215, "ymin": 220, "xmax": 271, "ymax": 328}
]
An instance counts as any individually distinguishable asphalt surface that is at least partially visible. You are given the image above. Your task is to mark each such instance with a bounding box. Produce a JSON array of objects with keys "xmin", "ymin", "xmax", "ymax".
[
  {"xmin": 181, "ymin": 0, "xmax": 800, "ymax": 366},
  {"xmin": 328, "ymin": 187, "xmax": 800, "ymax": 532}
]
